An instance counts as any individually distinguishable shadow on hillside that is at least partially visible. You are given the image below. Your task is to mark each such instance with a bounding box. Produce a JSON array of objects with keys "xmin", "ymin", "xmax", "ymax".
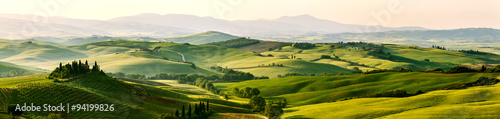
[
  {"xmin": 285, "ymin": 115, "xmax": 313, "ymax": 119},
  {"xmin": 284, "ymin": 109, "xmax": 299, "ymax": 113}
]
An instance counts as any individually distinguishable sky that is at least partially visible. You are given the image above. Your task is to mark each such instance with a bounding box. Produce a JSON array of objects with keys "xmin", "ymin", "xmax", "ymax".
[{"xmin": 0, "ymin": 0, "xmax": 499, "ymax": 29}]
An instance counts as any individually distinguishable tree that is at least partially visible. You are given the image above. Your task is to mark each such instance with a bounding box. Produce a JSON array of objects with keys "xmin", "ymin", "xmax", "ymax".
[
  {"xmin": 194, "ymin": 104, "xmax": 199, "ymax": 115},
  {"xmin": 250, "ymin": 88, "xmax": 260, "ymax": 96},
  {"xmin": 264, "ymin": 102, "xmax": 283, "ymax": 119},
  {"xmin": 206, "ymin": 101, "xmax": 209, "ymax": 112},
  {"xmin": 8, "ymin": 104, "xmax": 23, "ymax": 119},
  {"xmin": 182, "ymin": 105, "xmax": 185, "ymax": 118},
  {"xmin": 188, "ymin": 104, "xmax": 192, "ymax": 118},
  {"xmin": 175, "ymin": 109, "xmax": 179, "ymax": 117},
  {"xmin": 224, "ymin": 94, "xmax": 229, "ymax": 100},
  {"xmin": 249, "ymin": 96, "xmax": 266, "ymax": 112}
]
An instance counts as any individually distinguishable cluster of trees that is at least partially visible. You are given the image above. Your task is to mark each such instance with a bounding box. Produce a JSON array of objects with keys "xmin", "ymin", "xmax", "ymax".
[
  {"xmin": 431, "ymin": 45, "xmax": 446, "ymax": 50},
  {"xmin": 0, "ymin": 69, "xmax": 32, "ymax": 78},
  {"xmin": 320, "ymin": 55, "xmax": 332, "ymax": 59},
  {"xmin": 264, "ymin": 99, "xmax": 287, "ymax": 119},
  {"xmin": 193, "ymin": 78, "xmax": 223, "ymax": 96},
  {"xmin": 163, "ymin": 101, "xmax": 211, "ymax": 119},
  {"xmin": 443, "ymin": 77, "xmax": 499, "ymax": 90},
  {"xmin": 210, "ymin": 66, "xmax": 254, "ymax": 82},
  {"xmin": 362, "ymin": 68, "xmax": 413, "ymax": 74},
  {"xmin": 292, "ymin": 42, "xmax": 315, "ymax": 49},
  {"xmin": 446, "ymin": 65, "xmax": 500, "ymax": 73},
  {"xmin": 249, "ymin": 97, "xmax": 287, "ymax": 119},
  {"xmin": 48, "ymin": 60, "xmax": 103, "ymax": 79},
  {"xmin": 367, "ymin": 49, "xmax": 392, "ymax": 60},
  {"xmin": 258, "ymin": 63, "xmax": 284, "ymax": 67},
  {"xmin": 206, "ymin": 37, "xmax": 260, "ymax": 48},
  {"xmin": 232, "ymin": 87, "xmax": 260, "ymax": 98}
]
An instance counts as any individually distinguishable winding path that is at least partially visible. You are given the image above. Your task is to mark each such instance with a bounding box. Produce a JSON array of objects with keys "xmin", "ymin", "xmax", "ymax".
[{"xmin": 177, "ymin": 52, "xmax": 186, "ymax": 62}]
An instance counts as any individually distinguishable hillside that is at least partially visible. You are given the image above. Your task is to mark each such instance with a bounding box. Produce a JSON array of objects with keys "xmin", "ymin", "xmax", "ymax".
[
  {"xmin": 0, "ymin": 61, "xmax": 38, "ymax": 73},
  {"xmin": 0, "ymin": 42, "xmax": 88, "ymax": 69},
  {"xmin": 205, "ymin": 37, "xmax": 292, "ymax": 53},
  {"xmin": 260, "ymin": 42, "xmax": 500, "ymax": 71},
  {"xmin": 81, "ymin": 40, "xmax": 353, "ymax": 77},
  {"xmin": 161, "ymin": 31, "xmax": 239, "ymax": 44},
  {"xmin": 281, "ymin": 76, "xmax": 500, "ymax": 118},
  {"xmin": 1, "ymin": 68, "xmax": 254, "ymax": 118},
  {"xmin": 68, "ymin": 53, "xmax": 214, "ymax": 76},
  {"xmin": 215, "ymin": 72, "xmax": 500, "ymax": 106},
  {"xmin": 0, "ymin": 39, "xmax": 63, "ymax": 46}
]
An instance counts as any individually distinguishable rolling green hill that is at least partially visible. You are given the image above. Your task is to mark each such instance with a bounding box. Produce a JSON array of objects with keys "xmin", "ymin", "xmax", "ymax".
[
  {"xmin": 215, "ymin": 72, "xmax": 500, "ymax": 106},
  {"xmin": 282, "ymin": 75, "xmax": 500, "ymax": 118},
  {"xmin": 0, "ymin": 42, "xmax": 88, "ymax": 69},
  {"xmin": 162, "ymin": 31, "xmax": 239, "ymax": 44},
  {"xmin": 0, "ymin": 39, "xmax": 63, "ymax": 46},
  {"xmin": 0, "ymin": 61, "xmax": 38, "ymax": 73},
  {"xmin": 204, "ymin": 37, "xmax": 292, "ymax": 53},
  {"xmin": 82, "ymin": 40, "xmax": 353, "ymax": 77},
  {"xmin": 66, "ymin": 40, "xmax": 500, "ymax": 78},
  {"xmin": 69, "ymin": 53, "xmax": 214, "ymax": 75}
]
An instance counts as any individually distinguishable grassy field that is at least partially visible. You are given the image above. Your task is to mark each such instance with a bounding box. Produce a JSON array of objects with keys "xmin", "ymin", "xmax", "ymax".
[
  {"xmin": 215, "ymin": 72, "xmax": 500, "ymax": 106},
  {"xmin": 0, "ymin": 73, "xmax": 52, "ymax": 88},
  {"xmin": 282, "ymin": 76, "xmax": 500, "ymax": 118}
]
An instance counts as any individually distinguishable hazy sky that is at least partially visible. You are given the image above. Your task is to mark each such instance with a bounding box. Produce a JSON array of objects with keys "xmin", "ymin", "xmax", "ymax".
[{"xmin": 1, "ymin": 0, "xmax": 499, "ymax": 29}]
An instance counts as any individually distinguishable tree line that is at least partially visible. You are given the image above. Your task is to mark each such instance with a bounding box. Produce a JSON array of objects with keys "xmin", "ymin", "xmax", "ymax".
[
  {"xmin": 292, "ymin": 42, "xmax": 315, "ymax": 49},
  {"xmin": 443, "ymin": 77, "xmax": 499, "ymax": 90},
  {"xmin": 210, "ymin": 66, "xmax": 255, "ymax": 82}
]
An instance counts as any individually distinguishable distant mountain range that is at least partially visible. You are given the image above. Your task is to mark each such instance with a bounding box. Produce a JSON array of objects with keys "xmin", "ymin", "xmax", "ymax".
[{"xmin": 0, "ymin": 13, "xmax": 427, "ymax": 38}]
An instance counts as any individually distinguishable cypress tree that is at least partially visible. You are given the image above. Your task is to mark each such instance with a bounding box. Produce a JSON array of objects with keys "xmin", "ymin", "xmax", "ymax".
[
  {"xmin": 194, "ymin": 104, "xmax": 197, "ymax": 115},
  {"xmin": 206, "ymin": 101, "xmax": 209, "ymax": 111},
  {"xmin": 188, "ymin": 104, "xmax": 192, "ymax": 118},
  {"xmin": 175, "ymin": 109, "xmax": 179, "ymax": 117},
  {"xmin": 78, "ymin": 60, "xmax": 82, "ymax": 73},
  {"xmin": 182, "ymin": 105, "xmax": 185, "ymax": 118},
  {"xmin": 201, "ymin": 102, "xmax": 205, "ymax": 112}
]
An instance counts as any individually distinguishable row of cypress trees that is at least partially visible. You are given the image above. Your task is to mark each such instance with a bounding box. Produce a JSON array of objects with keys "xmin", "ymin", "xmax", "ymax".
[{"xmin": 166, "ymin": 101, "xmax": 210, "ymax": 119}]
